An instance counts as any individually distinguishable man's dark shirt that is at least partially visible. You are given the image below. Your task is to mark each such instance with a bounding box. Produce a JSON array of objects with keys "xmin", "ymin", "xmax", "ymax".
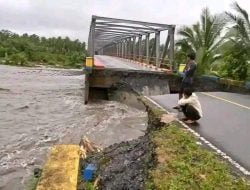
[{"xmin": 182, "ymin": 61, "xmax": 197, "ymax": 84}]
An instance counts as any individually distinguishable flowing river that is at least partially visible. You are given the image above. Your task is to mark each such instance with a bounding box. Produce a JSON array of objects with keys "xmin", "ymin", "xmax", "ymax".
[{"xmin": 0, "ymin": 65, "xmax": 147, "ymax": 190}]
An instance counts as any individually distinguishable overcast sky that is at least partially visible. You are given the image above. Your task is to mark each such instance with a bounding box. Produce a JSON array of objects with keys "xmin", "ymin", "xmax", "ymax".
[{"xmin": 0, "ymin": 0, "xmax": 250, "ymax": 43}]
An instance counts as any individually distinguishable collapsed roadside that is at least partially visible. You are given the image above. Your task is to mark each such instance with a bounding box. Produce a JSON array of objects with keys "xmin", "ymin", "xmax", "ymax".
[{"xmin": 78, "ymin": 96, "xmax": 250, "ymax": 190}]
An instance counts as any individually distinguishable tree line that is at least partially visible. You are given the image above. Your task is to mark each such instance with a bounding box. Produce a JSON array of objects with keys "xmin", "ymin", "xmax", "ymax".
[
  {"xmin": 0, "ymin": 30, "xmax": 86, "ymax": 68},
  {"xmin": 176, "ymin": 1, "xmax": 250, "ymax": 81}
]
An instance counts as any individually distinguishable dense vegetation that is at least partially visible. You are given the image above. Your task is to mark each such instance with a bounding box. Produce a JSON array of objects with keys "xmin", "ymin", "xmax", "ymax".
[
  {"xmin": 0, "ymin": 30, "xmax": 86, "ymax": 68},
  {"xmin": 176, "ymin": 1, "xmax": 250, "ymax": 81}
]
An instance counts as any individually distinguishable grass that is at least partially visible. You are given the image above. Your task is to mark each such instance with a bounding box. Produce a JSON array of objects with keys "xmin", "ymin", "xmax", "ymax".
[
  {"xmin": 26, "ymin": 177, "xmax": 39, "ymax": 190},
  {"xmin": 78, "ymin": 177, "xmax": 96, "ymax": 190},
  {"xmin": 82, "ymin": 182, "xmax": 95, "ymax": 190},
  {"xmin": 145, "ymin": 124, "xmax": 250, "ymax": 190}
]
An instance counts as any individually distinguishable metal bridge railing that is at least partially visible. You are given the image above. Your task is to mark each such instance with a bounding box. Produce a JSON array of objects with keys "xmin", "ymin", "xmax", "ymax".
[{"xmin": 105, "ymin": 54, "xmax": 172, "ymax": 72}]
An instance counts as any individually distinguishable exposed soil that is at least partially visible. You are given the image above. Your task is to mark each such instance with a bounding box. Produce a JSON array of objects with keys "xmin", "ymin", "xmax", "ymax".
[{"xmin": 79, "ymin": 135, "xmax": 154, "ymax": 190}]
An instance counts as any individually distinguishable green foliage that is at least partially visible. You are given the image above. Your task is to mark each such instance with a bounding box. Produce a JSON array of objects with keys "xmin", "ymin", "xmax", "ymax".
[
  {"xmin": 176, "ymin": 2, "xmax": 250, "ymax": 81},
  {"xmin": 83, "ymin": 182, "xmax": 96, "ymax": 190},
  {"xmin": 10, "ymin": 52, "xmax": 27, "ymax": 66},
  {"xmin": 68, "ymin": 52, "xmax": 85, "ymax": 68},
  {"xmin": 0, "ymin": 30, "xmax": 86, "ymax": 68},
  {"xmin": 223, "ymin": 1, "xmax": 250, "ymax": 81},
  {"xmin": 176, "ymin": 8, "xmax": 227, "ymax": 75},
  {"xmin": 26, "ymin": 177, "xmax": 39, "ymax": 190},
  {"xmin": 0, "ymin": 46, "xmax": 7, "ymax": 57},
  {"xmin": 221, "ymin": 46, "xmax": 248, "ymax": 80}
]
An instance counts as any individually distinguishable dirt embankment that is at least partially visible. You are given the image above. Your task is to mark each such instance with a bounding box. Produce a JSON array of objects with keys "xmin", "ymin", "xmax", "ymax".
[
  {"xmin": 80, "ymin": 135, "xmax": 153, "ymax": 190},
  {"xmin": 78, "ymin": 97, "xmax": 164, "ymax": 190}
]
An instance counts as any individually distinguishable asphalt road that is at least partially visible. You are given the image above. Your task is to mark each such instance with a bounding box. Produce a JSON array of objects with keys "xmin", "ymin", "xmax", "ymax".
[{"xmin": 150, "ymin": 92, "xmax": 250, "ymax": 171}]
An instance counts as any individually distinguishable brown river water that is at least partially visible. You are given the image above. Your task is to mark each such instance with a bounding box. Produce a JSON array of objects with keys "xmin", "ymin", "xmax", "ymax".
[{"xmin": 0, "ymin": 65, "xmax": 147, "ymax": 190}]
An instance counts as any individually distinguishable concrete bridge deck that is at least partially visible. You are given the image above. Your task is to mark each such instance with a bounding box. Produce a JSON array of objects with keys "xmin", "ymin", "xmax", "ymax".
[
  {"xmin": 150, "ymin": 92, "xmax": 250, "ymax": 173},
  {"xmin": 94, "ymin": 55, "xmax": 168, "ymax": 72}
]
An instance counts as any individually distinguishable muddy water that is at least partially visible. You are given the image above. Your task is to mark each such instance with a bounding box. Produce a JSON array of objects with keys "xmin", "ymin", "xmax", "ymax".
[{"xmin": 0, "ymin": 65, "xmax": 147, "ymax": 190}]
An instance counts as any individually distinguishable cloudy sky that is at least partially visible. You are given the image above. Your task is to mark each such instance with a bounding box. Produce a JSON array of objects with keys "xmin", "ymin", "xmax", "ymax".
[{"xmin": 0, "ymin": 0, "xmax": 250, "ymax": 42}]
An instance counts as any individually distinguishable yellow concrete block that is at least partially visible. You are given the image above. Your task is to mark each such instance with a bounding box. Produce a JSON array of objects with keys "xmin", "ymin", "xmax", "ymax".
[
  {"xmin": 86, "ymin": 57, "xmax": 93, "ymax": 68},
  {"xmin": 36, "ymin": 145, "xmax": 80, "ymax": 190},
  {"xmin": 178, "ymin": 64, "xmax": 186, "ymax": 72}
]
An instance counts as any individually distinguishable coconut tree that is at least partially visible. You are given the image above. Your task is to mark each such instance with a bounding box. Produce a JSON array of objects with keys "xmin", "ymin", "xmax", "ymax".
[
  {"xmin": 223, "ymin": 2, "xmax": 250, "ymax": 80},
  {"xmin": 176, "ymin": 8, "xmax": 227, "ymax": 75},
  {"xmin": 226, "ymin": 2, "xmax": 250, "ymax": 49}
]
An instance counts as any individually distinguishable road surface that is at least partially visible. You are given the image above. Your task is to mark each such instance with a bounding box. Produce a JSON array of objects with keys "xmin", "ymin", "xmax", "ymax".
[{"xmin": 150, "ymin": 92, "xmax": 250, "ymax": 171}]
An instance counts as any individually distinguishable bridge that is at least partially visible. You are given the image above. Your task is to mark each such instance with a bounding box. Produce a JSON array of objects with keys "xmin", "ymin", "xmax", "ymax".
[
  {"xmin": 84, "ymin": 15, "xmax": 250, "ymax": 175},
  {"xmin": 87, "ymin": 15, "xmax": 175, "ymax": 70}
]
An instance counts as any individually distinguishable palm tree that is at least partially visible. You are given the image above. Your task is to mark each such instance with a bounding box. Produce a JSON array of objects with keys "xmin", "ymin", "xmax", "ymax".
[
  {"xmin": 176, "ymin": 8, "xmax": 227, "ymax": 74},
  {"xmin": 224, "ymin": 2, "xmax": 250, "ymax": 80},
  {"xmin": 225, "ymin": 2, "xmax": 250, "ymax": 51}
]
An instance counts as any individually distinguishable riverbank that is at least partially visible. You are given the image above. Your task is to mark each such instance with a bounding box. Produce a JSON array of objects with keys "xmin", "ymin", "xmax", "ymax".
[
  {"xmin": 0, "ymin": 61, "xmax": 82, "ymax": 69},
  {"xmin": 77, "ymin": 96, "xmax": 250, "ymax": 189},
  {"xmin": 0, "ymin": 65, "xmax": 147, "ymax": 190}
]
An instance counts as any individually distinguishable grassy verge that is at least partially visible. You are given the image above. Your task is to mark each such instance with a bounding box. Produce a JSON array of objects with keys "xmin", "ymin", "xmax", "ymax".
[
  {"xmin": 139, "ymin": 97, "xmax": 250, "ymax": 189},
  {"xmin": 145, "ymin": 123, "xmax": 250, "ymax": 190}
]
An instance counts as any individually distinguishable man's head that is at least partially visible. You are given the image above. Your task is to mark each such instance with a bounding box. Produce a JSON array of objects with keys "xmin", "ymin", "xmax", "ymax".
[
  {"xmin": 187, "ymin": 52, "xmax": 196, "ymax": 61},
  {"xmin": 183, "ymin": 87, "xmax": 193, "ymax": 98}
]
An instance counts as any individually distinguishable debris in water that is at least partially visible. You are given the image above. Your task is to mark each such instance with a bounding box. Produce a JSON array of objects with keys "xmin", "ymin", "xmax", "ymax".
[{"xmin": 79, "ymin": 136, "xmax": 102, "ymax": 159}]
